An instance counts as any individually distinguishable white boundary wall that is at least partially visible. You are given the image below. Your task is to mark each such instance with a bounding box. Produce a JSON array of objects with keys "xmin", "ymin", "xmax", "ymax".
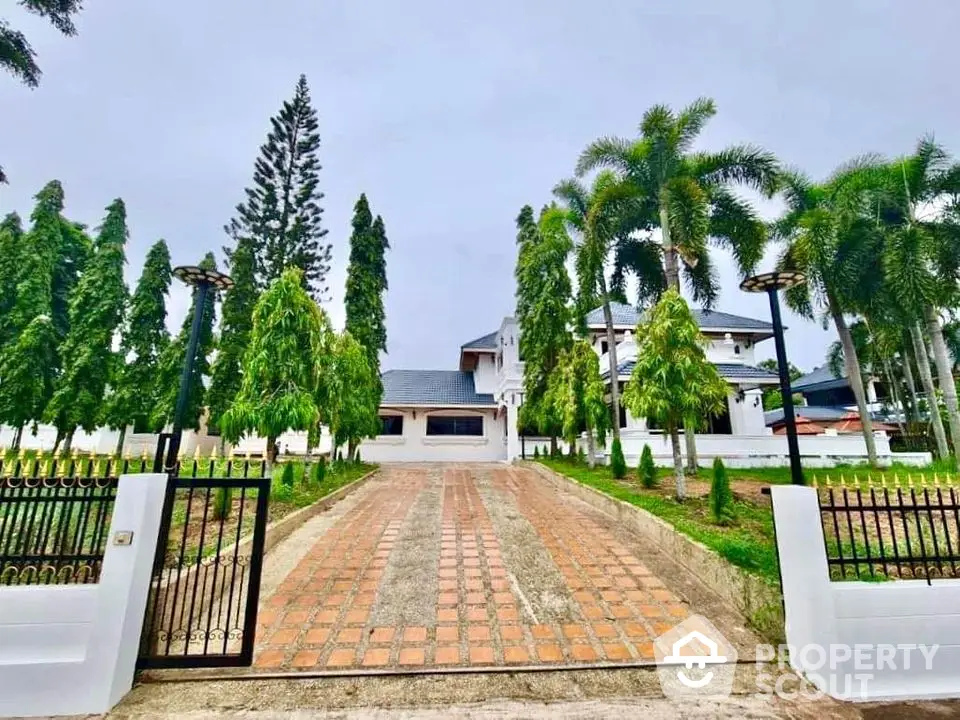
[
  {"xmin": 615, "ymin": 430, "xmax": 930, "ymax": 468},
  {"xmin": 771, "ymin": 485, "xmax": 960, "ymax": 701},
  {"xmin": 0, "ymin": 474, "xmax": 167, "ymax": 718}
]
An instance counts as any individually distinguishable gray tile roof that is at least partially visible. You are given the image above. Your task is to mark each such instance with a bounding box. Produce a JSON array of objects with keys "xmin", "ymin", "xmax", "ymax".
[
  {"xmin": 792, "ymin": 365, "xmax": 848, "ymax": 392},
  {"xmin": 584, "ymin": 302, "xmax": 774, "ymax": 333},
  {"xmin": 381, "ymin": 370, "xmax": 496, "ymax": 407},
  {"xmin": 602, "ymin": 360, "xmax": 778, "ymax": 381},
  {"xmin": 460, "ymin": 330, "xmax": 498, "ymax": 350}
]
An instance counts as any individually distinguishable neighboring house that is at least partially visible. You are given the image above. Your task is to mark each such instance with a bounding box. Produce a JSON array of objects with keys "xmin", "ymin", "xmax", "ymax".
[
  {"xmin": 764, "ymin": 406, "xmax": 897, "ymax": 436},
  {"xmin": 791, "ymin": 365, "xmax": 883, "ymax": 408},
  {"xmin": 588, "ymin": 302, "xmax": 780, "ymax": 436}
]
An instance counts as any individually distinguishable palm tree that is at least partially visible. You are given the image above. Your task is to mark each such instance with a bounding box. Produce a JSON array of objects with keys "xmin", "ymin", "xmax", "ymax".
[
  {"xmin": 552, "ymin": 171, "xmax": 659, "ymax": 443},
  {"xmin": 879, "ymin": 137, "xmax": 960, "ymax": 459},
  {"xmin": 773, "ymin": 164, "xmax": 884, "ymax": 465},
  {"xmin": 575, "ymin": 98, "xmax": 779, "ymax": 470}
]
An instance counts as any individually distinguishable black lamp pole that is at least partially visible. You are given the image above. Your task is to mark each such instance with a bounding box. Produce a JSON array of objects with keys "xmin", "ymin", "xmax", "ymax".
[
  {"xmin": 741, "ymin": 271, "xmax": 806, "ymax": 486},
  {"xmin": 164, "ymin": 265, "xmax": 233, "ymax": 473}
]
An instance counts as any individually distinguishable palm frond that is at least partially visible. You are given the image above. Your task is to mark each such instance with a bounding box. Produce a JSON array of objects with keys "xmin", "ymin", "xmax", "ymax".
[
  {"xmin": 674, "ymin": 97, "xmax": 716, "ymax": 153},
  {"xmin": 575, "ymin": 137, "xmax": 635, "ymax": 177},
  {"xmin": 662, "ymin": 176, "xmax": 709, "ymax": 265},
  {"xmin": 681, "ymin": 247, "xmax": 719, "ymax": 310},
  {"xmin": 707, "ymin": 187, "xmax": 766, "ymax": 276},
  {"xmin": 552, "ymin": 178, "xmax": 589, "ymax": 231},
  {"xmin": 689, "ymin": 145, "xmax": 780, "ymax": 196},
  {"xmin": 613, "ymin": 237, "xmax": 666, "ymax": 307}
]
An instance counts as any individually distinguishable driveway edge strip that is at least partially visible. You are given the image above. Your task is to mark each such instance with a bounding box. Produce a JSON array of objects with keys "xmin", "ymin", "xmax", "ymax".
[{"xmin": 523, "ymin": 462, "xmax": 783, "ymax": 639}]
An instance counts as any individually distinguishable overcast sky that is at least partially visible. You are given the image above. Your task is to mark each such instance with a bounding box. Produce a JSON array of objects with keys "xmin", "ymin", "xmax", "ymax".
[{"xmin": 2, "ymin": 0, "xmax": 958, "ymax": 374}]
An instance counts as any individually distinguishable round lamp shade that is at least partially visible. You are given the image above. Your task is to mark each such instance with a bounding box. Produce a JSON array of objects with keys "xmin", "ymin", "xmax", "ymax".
[
  {"xmin": 173, "ymin": 265, "xmax": 234, "ymax": 291},
  {"xmin": 740, "ymin": 271, "xmax": 806, "ymax": 293}
]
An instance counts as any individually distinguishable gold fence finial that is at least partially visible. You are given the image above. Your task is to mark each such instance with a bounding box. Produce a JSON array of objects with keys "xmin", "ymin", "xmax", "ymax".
[
  {"xmin": 880, "ymin": 473, "xmax": 887, "ymax": 488},
  {"xmin": 839, "ymin": 473, "xmax": 847, "ymax": 488},
  {"xmin": 825, "ymin": 474, "xmax": 832, "ymax": 488},
  {"xmin": 812, "ymin": 474, "xmax": 819, "ymax": 488},
  {"xmin": 211, "ymin": 444, "xmax": 219, "ymax": 460},
  {"xmin": 194, "ymin": 445, "xmax": 201, "ymax": 461}
]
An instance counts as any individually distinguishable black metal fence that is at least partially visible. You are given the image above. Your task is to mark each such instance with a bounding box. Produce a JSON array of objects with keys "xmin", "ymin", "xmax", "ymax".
[
  {"xmin": 818, "ymin": 477, "xmax": 960, "ymax": 582},
  {"xmin": 0, "ymin": 462, "xmax": 121, "ymax": 585},
  {"xmin": 137, "ymin": 466, "xmax": 270, "ymax": 669}
]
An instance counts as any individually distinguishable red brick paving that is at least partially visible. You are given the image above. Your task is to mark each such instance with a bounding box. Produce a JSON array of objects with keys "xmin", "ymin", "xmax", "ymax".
[{"xmin": 253, "ymin": 464, "xmax": 693, "ymax": 671}]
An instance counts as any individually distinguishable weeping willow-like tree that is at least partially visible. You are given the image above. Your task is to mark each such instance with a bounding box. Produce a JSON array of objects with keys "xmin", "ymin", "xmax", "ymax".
[
  {"xmin": 574, "ymin": 97, "xmax": 778, "ymax": 470},
  {"xmin": 547, "ymin": 340, "xmax": 608, "ymax": 468},
  {"xmin": 221, "ymin": 268, "xmax": 334, "ymax": 469},
  {"xmin": 622, "ymin": 290, "xmax": 728, "ymax": 500}
]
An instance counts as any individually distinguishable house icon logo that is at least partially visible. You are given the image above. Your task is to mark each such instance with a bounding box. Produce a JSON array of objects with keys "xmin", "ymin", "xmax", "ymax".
[{"xmin": 654, "ymin": 614, "xmax": 737, "ymax": 700}]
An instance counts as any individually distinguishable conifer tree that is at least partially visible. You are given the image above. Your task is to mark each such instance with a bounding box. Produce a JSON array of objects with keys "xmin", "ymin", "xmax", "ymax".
[
  {"xmin": 152, "ymin": 253, "xmax": 218, "ymax": 432},
  {"xmin": 0, "ymin": 212, "xmax": 24, "ymax": 346},
  {"xmin": 208, "ymin": 237, "xmax": 258, "ymax": 436},
  {"xmin": 225, "ymin": 74, "xmax": 331, "ymax": 299},
  {"xmin": 45, "ymin": 199, "xmax": 129, "ymax": 453},
  {"xmin": 344, "ymin": 194, "xmax": 389, "ymax": 387},
  {"xmin": 104, "ymin": 239, "xmax": 172, "ymax": 452},
  {"xmin": 0, "ymin": 181, "xmax": 63, "ymax": 446}
]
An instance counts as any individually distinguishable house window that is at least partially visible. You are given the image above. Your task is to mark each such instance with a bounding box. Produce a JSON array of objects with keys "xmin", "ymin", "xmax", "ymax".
[
  {"xmin": 380, "ymin": 415, "xmax": 404, "ymax": 435},
  {"xmin": 426, "ymin": 416, "xmax": 483, "ymax": 436},
  {"xmin": 734, "ymin": 345, "xmax": 741, "ymax": 355},
  {"xmin": 601, "ymin": 341, "xmax": 609, "ymax": 354}
]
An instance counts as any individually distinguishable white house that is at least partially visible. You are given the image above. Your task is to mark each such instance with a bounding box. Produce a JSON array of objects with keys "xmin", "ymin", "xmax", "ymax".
[{"xmin": 359, "ymin": 302, "xmax": 930, "ymax": 467}]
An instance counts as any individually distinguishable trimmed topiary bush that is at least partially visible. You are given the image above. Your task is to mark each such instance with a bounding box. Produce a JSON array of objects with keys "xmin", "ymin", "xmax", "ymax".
[
  {"xmin": 280, "ymin": 461, "xmax": 295, "ymax": 490},
  {"xmin": 610, "ymin": 438, "xmax": 627, "ymax": 479},
  {"xmin": 577, "ymin": 446, "xmax": 586, "ymax": 465},
  {"xmin": 710, "ymin": 457, "xmax": 734, "ymax": 524},
  {"xmin": 213, "ymin": 486, "xmax": 232, "ymax": 521},
  {"xmin": 312, "ymin": 456, "xmax": 327, "ymax": 485},
  {"xmin": 639, "ymin": 444, "xmax": 656, "ymax": 489},
  {"xmin": 533, "ymin": 446, "xmax": 540, "ymax": 459}
]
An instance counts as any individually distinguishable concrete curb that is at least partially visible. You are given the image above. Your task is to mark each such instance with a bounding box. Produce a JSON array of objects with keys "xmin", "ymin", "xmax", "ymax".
[{"xmin": 523, "ymin": 461, "xmax": 783, "ymax": 640}]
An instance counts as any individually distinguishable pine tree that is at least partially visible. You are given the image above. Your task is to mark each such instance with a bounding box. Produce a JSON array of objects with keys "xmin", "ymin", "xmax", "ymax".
[
  {"xmin": 208, "ymin": 237, "xmax": 258, "ymax": 436},
  {"xmin": 45, "ymin": 199, "xmax": 129, "ymax": 453},
  {"xmin": 0, "ymin": 182, "xmax": 63, "ymax": 445},
  {"xmin": 0, "ymin": 212, "xmax": 24, "ymax": 346},
  {"xmin": 103, "ymin": 239, "xmax": 172, "ymax": 452},
  {"xmin": 344, "ymin": 194, "xmax": 389, "ymax": 387},
  {"xmin": 225, "ymin": 74, "xmax": 331, "ymax": 299},
  {"xmin": 152, "ymin": 252, "xmax": 218, "ymax": 432}
]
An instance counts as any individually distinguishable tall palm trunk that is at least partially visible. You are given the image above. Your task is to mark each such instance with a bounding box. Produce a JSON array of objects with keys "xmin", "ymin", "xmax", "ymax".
[
  {"xmin": 659, "ymin": 204, "xmax": 699, "ymax": 472},
  {"xmin": 61, "ymin": 428, "xmax": 75, "ymax": 456},
  {"xmin": 909, "ymin": 323, "xmax": 949, "ymax": 458},
  {"xmin": 902, "ymin": 346, "xmax": 921, "ymax": 424},
  {"xmin": 924, "ymin": 306, "xmax": 960, "ymax": 456},
  {"xmin": 668, "ymin": 419, "xmax": 686, "ymax": 500},
  {"xmin": 11, "ymin": 424, "xmax": 23, "ymax": 451},
  {"xmin": 881, "ymin": 358, "xmax": 906, "ymax": 434},
  {"xmin": 829, "ymin": 299, "xmax": 878, "ymax": 465},
  {"xmin": 599, "ymin": 279, "xmax": 621, "ymax": 443}
]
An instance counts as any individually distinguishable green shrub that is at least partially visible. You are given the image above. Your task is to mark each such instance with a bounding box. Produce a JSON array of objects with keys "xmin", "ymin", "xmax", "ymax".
[
  {"xmin": 533, "ymin": 446, "xmax": 540, "ymax": 459},
  {"xmin": 569, "ymin": 444, "xmax": 577, "ymax": 459},
  {"xmin": 312, "ymin": 456, "xmax": 327, "ymax": 485},
  {"xmin": 639, "ymin": 444, "xmax": 656, "ymax": 489},
  {"xmin": 213, "ymin": 486, "xmax": 232, "ymax": 521},
  {"xmin": 610, "ymin": 438, "xmax": 627, "ymax": 479},
  {"xmin": 577, "ymin": 446, "xmax": 586, "ymax": 465},
  {"xmin": 280, "ymin": 461, "xmax": 295, "ymax": 490},
  {"xmin": 710, "ymin": 457, "xmax": 734, "ymax": 524}
]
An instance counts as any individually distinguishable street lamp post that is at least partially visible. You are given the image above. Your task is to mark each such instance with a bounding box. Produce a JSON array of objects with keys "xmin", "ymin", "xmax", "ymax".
[
  {"xmin": 740, "ymin": 271, "xmax": 807, "ymax": 485},
  {"xmin": 164, "ymin": 265, "xmax": 233, "ymax": 473}
]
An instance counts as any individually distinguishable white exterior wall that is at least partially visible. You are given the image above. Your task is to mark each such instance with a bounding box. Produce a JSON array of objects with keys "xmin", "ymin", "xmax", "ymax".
[
  {"xmin": 613, "ymin": 429, "xmax": 930, "ymax": 468},
  {"xmin": 360, "ymin": 408, "xmax": 505, "ymax": 462},
  {"xmin": 473, "ymin": 353, "xmax": 498, "ymax": 394},
  {"xmin": 772, "ymin": 486, "xmax": 960, "ymax": 701},
  {"xmin": 704, "ymin": 333, "xmax": 758, "ymax": 365},
  {"xmin": 0, "ymin": 473, "xmax": 167, "ymax": 717}
]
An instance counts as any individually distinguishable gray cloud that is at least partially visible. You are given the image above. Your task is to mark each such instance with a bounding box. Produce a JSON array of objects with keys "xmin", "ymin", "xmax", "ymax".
[{"xmin": 2, "ymin": 0, "xmax": 957, "ymax": 373}]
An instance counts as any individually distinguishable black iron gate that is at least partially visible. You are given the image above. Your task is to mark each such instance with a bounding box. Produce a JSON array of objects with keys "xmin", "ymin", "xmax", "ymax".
[{"xmin": 137, "ymin": 462, "xmax": 271, "ymax": 669}]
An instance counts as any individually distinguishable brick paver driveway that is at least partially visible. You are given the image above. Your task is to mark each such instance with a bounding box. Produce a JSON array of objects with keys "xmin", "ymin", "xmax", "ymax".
[{"xmin": 253, "ymin": 464, "xmax": 751, "ymax": 672}]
